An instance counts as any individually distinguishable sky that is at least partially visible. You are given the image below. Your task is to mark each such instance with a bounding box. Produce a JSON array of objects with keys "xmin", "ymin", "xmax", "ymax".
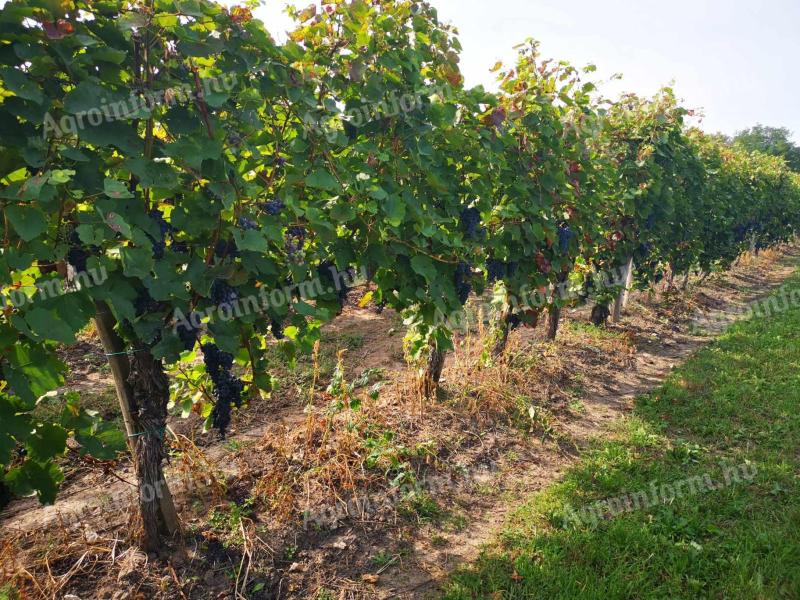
[{"xmin": 250, "ymin": 0, "xmax": 800, "ymax": 142}]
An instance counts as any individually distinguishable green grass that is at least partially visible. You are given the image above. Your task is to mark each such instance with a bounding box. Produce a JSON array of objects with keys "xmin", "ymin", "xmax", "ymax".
[{"xmin": 443, "ymin": 274, "xmax": 800, "ymax": 599}]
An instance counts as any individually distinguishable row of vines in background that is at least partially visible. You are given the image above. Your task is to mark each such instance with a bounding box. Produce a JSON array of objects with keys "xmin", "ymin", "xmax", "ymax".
[{"xmin": 0, "ymin": 0, "xmax": 798, "ymax": 550}]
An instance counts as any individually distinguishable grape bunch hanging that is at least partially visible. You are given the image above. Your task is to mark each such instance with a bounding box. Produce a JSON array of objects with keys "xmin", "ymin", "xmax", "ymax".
[{"xmin": 202, "ymin": 343, "xmax": 245, "ymax": 436}]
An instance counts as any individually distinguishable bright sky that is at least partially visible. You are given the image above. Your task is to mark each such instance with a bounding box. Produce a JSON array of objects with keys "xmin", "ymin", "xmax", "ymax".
[{"xmin": 253, "ymin": 0, "xmax": 800, "ymax": 142}]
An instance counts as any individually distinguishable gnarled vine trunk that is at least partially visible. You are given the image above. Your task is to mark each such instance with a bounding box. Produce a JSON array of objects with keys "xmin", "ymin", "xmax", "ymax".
[
  {"xmin": 613, "ymin": 256, "xmax": 634, "ymax": 323},
  {"xmin": 491, "ymin": 310, "xmax": 512, "ymax": 357},
  {"xmin": 546, "ymin": 305, "xmax": 561, "ymax": 340},
  {"xmin": 591, "ymin": 303, "xmax": 611, "ymax": 326},
  {"xmin": 547, "ymin": 272, "xmax": 568, "ymax": 340},
  {"xmin": 0, "ymin": 480, "xmax": 11, "ymax": 511},
  {"xmin": 421, "ymin": 344, "xmax": 445, "ymax": 400},
  {"xmin": 93, "ymin": 303, "xmax": 178, "ymax": 552},
  {"xmin": 128, "ymin": 350, "xmax": 178, "ymax": 552}
]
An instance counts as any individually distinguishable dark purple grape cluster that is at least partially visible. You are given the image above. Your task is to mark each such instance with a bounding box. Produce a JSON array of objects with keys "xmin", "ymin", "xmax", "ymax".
[
  {"xmin": 635, "ymin": 241, "xmax": 654, "ymax": 258},
  {"xmin": 285, "ymin": 226, "xmax": 306, "ymax": 257},
  {"xmin": 202, "ymin": 343, "xmax": 234, "ymax": 378},
  {"xmin": 275, "ymin": 157, "xmax": 286, "ymax": 167},
  {"xmin": 733, "ymin": 225, "xmax": 749, "ymax": 243},
  {"xmin": 67, "ymin": 230, "xmax": 91, "ymax": 272},
  {"xmin": 454, "ymin": 262, "xmax": 472, "ymax": 305},
  {"xmin": 557, "ymin": 224, "xmax": 576, "ymax": 253},
  {"xmin": 148, "ymin": 209, "xmax": 174, "ymax": 259},
  {"xmin": 486, "ymin": 259, "xmax": 506, "ymax": 283},
  {"xmin": 270, "ymin": 318, "xmax": 285, "ymax": 340},
  {"xmin": 261, "ymin": 199, "xmax": 285, "ymax": 215},
  {"xmin": 215, "ymin": 238, "xmax": 240, "ymax": 258},
  {"xmin": 317, "ymin": 262, "xmax": 352, "ymax": 307},
  {"xmin": 459, "ymin": 208, "xmax": 481, "ymax": 240},
  {"xmin": 486, "ymin": 259, "xmax": 518, "ymax": 283},
  {"xmin": 202, "ymin": 343, "xmax": 244, "ymax": 436},
  {"xmin": 508, "ymin": 313, "xmax": 522, "ymax": 330},
  {"xmin": 237, "ymin": 217, "xmax": 258, "ymax": 230},
  {"xmin": 210, "ymin": 279, "xmax": 239, "ymax": 308},
  {"xmin": 134, "ymin": 290, "xmax": 164, "ymax": 317},
  {"xmin": 176, "ymin": 312, "xmax": 201, "ymax": 351},
  {"xmin": 67, "ymin": 246, "xmax": 90, "ymax": 272}
]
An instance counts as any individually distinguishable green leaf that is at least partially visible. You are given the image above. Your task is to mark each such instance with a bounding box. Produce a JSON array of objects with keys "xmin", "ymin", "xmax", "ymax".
[
  {"xmin": 4, "ymin": 344, "xmax": 65, "ymax": 405},
  {"xmin": 80, "ymin": 121, "xmax": 142, "ymax": 155},
  {"xmin": 124, "ymin": 158, "xmax": 180, "ymax": 190},
  {"xmin": 74, "ymin": 426, "xmax": 126, "ymax": 460},
  {"xmin": 61, "ymin": 147, "xmax": 90, "ymax": 162},
  {"xmin": 233, "ymin": 229, "xmax": 269, "ymax": 253},
  {"xmin": 120, "ymin": 247, "xmax": 154, "ymax": 279},
  {"xmin": 26, "ymin": 423, "xmax": 68, "ymax": 462},
  {"xmin": 305, "ymin": 169, "xmax": 340, "ymax": 191},
  {"xmin": 0, "ymin": 67, "xmax": 44, "ymax": 104},
  {"xmin": 6, "ymin": 205, "xmax": 47, "ymax": 241},
  {"xmin": 410, "ymin": 255, "xmax": 437, "ymax": 282},
  {"xmin": 17, "ymin": 174, "xmax": 48, "ymax": 201},
  {"xmin": 164, "ymin": 137, "xmax": 223, "ymax": 170},
  {"xmin": 48, "ymin": 169, "xmax": 75, "ymax": 184},
  {"xmin": 103, "ymin": 178, "xmax": 134, "ymax": 199},
  {"xmin": 64, "ymin": 81, "xmax": 122, "ymax": 114},
  {"xmin": 25, "ymin": 307, "xmax": 78, "ymax": 344},
  {"xmin": 330, "ymin": 201, "xmax": 355, "ymax": 222},
  {"xmin": 383, "ymin": 195, "xmax": 406, "ymax": 226},
  {"xmin": 5, "ymin": 459, "xmax": 63, "ymax": 505}
]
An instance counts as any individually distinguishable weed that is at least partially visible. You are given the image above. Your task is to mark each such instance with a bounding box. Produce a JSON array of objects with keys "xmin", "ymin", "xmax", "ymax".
[
  {"xmin": 399, "ymin": 491, "xmax": 443, "ymax": 524},
  {"xmin": 209, "ymin": 498, "xmax": 254, "ymax": 547},
  {"xmin": 371, "ymin": 551, "xmax": 396, "ymax": 568}
]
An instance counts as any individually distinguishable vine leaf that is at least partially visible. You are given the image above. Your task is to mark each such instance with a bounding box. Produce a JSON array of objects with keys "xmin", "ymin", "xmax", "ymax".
[{"xmin": 5, "ymin": 205, "xmax": 47, "ymax": 241}]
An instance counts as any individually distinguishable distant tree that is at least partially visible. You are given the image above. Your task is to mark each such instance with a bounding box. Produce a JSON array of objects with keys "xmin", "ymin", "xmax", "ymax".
[{"xmin": 734, "ymin": 125, "xmax": 800, "ymax": 171}]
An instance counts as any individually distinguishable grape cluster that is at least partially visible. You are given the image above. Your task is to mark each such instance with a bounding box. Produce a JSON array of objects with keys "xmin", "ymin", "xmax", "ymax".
[
  {"xmin": 237, "ymin": 216, "xmax": 258, "ymax": 230},
  {"xmin": 317, "ymin": 261, "xmax": 352, "ymax": 308},
  {"xmin": 508, "ymin": 313, "xmax": 522, "ymax": 330},
  {"xmin": 67, "ymin": 246, "xmax": 90, "ymax": 272},
  {"xmin": 215, "ymin": 238, "xmax": 240, "ymax": 258},
  {"xmin": 202, "ymin": 343, "xmax": 245, "ymax": 436},
  {"xmin": 486, "ymin": 259, "xmax": 519, "ymax": 283},
  {"xmin": 557, "ymin": 224, "xmax": 576, "ymax": 253},
  {"xmin": 459, "ymin": 208, "xmax": 481, "ymax": 240},
  {"xmin": 635, "ymin": 241, "xmax": 654, "ymax": 259},
  {"xmin": 270, "ymin": 318, "xmax": 285, "ymax": 340},
  {"xmin": 66, "ymin": 231, "xmax": 91, "ymax": 272},
  {"xmin": 454, "ymin": 262, "xmax": 472, "ymax": 305},
  {"xmin": 134, "ymin": 290, "xmax": 164, "ymax": 317},
  {"xmin": 285, "ymin": 226, "xmax": 306, "ymax": 258},
  {"xmin": 261, "ymin": 199, "xmax": 285, "ymax": 215},
  {"xmin": 148, "ymin": 209, "xmax": 174, "ymax": 259},
  {"xmin": 176, "ymin": 313, "xmax": 201, "ymax": 351},
  {"xmin": 210, "ymin": 279, "xmax": 239, "ymax": 308}
]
